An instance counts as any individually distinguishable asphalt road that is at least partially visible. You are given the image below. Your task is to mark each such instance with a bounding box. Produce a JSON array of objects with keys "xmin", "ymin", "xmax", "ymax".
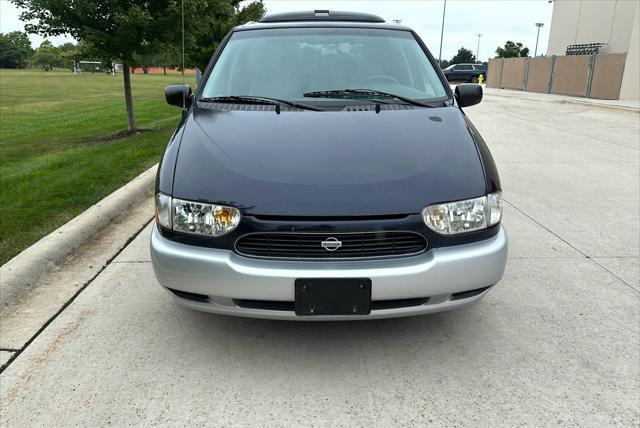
[{"xmin": 1, "ymin": 92, "xmax": 639, "ymax": 426}]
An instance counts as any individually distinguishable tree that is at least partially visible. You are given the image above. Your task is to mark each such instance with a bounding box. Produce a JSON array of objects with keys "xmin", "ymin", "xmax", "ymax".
[
  {"xmin": 132, "ymin": 42, "xmax": 154, "ymax": 74},
  {"xmin": 450, "ymin": 47, "xmax": 476, "ymax": 65},
  {"xmin": 157, "ymin": 43, "xmax": 182, "ymax": 74},
  {"xmin": 14, "ymin": 0, "xmax": 184, "ymax": 131},
  {"xmin": 186, "ymin": 1, "xmax": 266, "ymax": 71},
  {"xmin": 57, "ymin": 42, "xmax": 80, "ymax": 71},
  {"xmin": 0, "ymin": 35, "xmax": 21, "ymax": 68},
  {"xmin": 495, "ymin": 41, "xmax": 530, "ymax": 58},
  {"xmin": 31, "ymin": 39, "xmax": 60, "ymax": 71},
  {"xmin": 0, "ymin": 31, "xmax": 33, "ymax": 68},
  {"xmin": 14, "ymin": 0, "xmax": 265, "ymax": 132}
]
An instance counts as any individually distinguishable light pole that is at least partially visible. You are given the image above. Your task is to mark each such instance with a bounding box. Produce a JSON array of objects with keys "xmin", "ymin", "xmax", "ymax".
[
  {"xmin": 438, "ymin": 0, "xmax": 447, "ymax": 66},
  {"xmin": 476, "ymin": 34, "xmax": 482, "ymax": 62},
  {"xmin": 534, "ymin": 23, "xmax": 544, "ymax": 56}
]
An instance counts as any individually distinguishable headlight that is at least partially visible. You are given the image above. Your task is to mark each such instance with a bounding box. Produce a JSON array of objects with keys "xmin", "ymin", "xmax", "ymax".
[
  {"xmin": 154, "ymin": 193, "xmax": 241, "ymax": 237},
  {"xmin": 422, "ymin": 192, "xmax": 502, "ymax": 235}
]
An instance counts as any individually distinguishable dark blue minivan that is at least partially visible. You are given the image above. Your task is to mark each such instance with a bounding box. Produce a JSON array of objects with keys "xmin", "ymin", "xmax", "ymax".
[{"xmin": 151, "ymin": 10, "xmax": 507, "ymax": 320}]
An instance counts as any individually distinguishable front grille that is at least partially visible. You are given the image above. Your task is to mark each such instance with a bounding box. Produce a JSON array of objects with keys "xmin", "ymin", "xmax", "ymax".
[{"xmin": 235, "ymin": 232, "xmax": 427, "ymax": 259}]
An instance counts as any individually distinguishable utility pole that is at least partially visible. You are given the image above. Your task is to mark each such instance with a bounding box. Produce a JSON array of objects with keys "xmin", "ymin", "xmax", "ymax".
[
  {"xmin": 438, "ymin": 0, "xmax": 447, "ymax": 66},
  {"xmin": 534, "ymin": 23, "xmax": 544, "ymax": 56},
  {"xmin": 476, "ymin": 34, "xmax": 482, "ymax": 62}
]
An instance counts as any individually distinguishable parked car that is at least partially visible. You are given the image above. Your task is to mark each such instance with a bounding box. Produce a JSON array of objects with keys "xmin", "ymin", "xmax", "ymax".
[
  {"xmin": 443, "ymin": 63, "xmax": 487, "ymax": 83},
  {"xmin": 151, "ymin": 10, "xmax": 507, "ymax": 320}
]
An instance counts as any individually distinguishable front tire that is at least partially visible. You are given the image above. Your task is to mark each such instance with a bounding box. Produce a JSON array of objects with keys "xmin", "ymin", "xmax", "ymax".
[{"xmin": 471, "ymin": 76, "xmax": 479, "ymax": 83}]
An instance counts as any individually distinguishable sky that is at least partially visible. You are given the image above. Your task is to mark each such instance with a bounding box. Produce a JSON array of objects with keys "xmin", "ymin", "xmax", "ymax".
[
  {"xmin": 0, "ymin": 0, "xmax": 74, "ymax": 46},
  {"xmin": 0, "ymin": 0, "xmax": 554, "ymax": 61}
]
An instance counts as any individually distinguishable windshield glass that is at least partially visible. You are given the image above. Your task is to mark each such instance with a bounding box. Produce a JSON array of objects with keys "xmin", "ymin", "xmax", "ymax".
[{"xmin": 201, "ymin": 28, "xmax": 448, "ymax": 103}]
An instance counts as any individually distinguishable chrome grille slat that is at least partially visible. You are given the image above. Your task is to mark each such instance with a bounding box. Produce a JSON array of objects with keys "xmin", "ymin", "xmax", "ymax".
[{"xmin": 235, "ymin": 232, "xmax": 427, "ymax": 260}]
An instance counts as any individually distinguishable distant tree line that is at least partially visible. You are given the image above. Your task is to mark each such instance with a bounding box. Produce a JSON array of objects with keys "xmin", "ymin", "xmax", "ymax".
[
  {"xmin": 0, "ymin": 35, "xmax": 106, "ymax": 72},
  {"xmin": 438, "ymin": 41, "xmax": 531, "ymax": 68}
]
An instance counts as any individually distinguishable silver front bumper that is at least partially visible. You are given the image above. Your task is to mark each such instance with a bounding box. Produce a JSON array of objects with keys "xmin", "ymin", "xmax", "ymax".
[{"xmin": 150, "ymin": 225, "xmax": 508, "ymax": 320}]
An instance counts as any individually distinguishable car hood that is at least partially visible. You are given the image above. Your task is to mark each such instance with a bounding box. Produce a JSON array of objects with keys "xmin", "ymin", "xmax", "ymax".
[{"xmin": 172, "ymin": 106, "xmax": 486, "ymax": 216}]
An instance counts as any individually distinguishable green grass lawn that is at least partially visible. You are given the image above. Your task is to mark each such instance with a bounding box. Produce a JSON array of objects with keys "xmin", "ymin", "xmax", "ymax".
[{"xmin": 0, "ymin": 69, "xmax": 194, "ymax": 264}]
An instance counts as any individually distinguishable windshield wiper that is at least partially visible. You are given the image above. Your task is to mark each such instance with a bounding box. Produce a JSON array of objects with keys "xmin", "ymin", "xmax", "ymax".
[
  {"xmin": 303, "ymin": 89, "xmax": 434, "ymax": 108},
  {"xmin": 199, "ymin": 95, "xmax": 324, "ymax": 112}
]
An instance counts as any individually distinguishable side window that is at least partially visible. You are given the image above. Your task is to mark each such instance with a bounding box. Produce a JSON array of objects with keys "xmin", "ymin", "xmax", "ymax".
[{"xmin": 457, "ymin": 65, "xmax": 473, "ymax": 71}]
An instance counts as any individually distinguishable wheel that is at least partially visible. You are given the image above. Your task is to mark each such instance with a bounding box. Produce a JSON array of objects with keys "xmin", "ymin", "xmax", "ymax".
[{"xmin": 471, "ymin": 76, "xmax": 479, "ymax": 83}]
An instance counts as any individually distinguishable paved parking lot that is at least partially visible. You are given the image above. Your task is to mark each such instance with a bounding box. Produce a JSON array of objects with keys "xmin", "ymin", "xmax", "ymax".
[{"xmin": 1, "ymin": 92, "xmax": 638, "ymax": 426}]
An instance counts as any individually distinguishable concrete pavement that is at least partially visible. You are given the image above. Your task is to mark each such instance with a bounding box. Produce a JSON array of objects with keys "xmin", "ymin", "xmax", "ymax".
[
  {"xmin": 1, "ymin": 93, "xmax": 638, "ymax": 426},
  {"xmin": 482, "ymin": 86, "xmax": 640, "ymax": 112}
]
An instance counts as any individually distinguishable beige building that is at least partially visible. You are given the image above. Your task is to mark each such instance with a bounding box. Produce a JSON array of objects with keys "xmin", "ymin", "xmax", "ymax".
[{"xmin": 547, "ymin": 0, "xmax": 639, "ymax": 100}]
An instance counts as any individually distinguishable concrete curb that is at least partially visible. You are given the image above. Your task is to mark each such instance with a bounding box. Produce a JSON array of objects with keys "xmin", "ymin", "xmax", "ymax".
[
  {"xmin": 553, "ymin": 98, "xmax": 640, "ymax": 113},
  {"xmin": 482, "ymin": 87, "xmax": 640, "ymax": 113},
  {"xmin": 0, "ymin": 164, "xmax": 158, "ymax": 310}
]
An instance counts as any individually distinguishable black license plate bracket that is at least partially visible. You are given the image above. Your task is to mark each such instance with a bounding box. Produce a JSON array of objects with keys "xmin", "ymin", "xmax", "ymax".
[{"xmin": 295, "ymin": 278, "xmax": 372, "ymax": 316}]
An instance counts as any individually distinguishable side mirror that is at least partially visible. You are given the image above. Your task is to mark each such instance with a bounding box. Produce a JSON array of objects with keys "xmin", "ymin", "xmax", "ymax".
[
  {"xmin": 455, "ymin": 83, "xmax": 483, "ymax": 108},
  {"xmin": 165, "ymin": 84, "xmax": 192, "ymax": 108}
]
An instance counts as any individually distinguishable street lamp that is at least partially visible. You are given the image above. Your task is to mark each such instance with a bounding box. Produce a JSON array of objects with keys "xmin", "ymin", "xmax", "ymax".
[
  {"xmin": 534, "ymin": 23, "xmax": 544, "ymax": 56},
  {"xmin": 476, "ymin": 34, "xmax": 482, "ymax": 62},
  {"xmin": 438, "ymin": 0, "xmax": 447, "ymax": 66}
]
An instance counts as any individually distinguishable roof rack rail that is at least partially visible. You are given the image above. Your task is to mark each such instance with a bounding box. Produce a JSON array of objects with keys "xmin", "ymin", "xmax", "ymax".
[{"xmin": 260, "ymin": 10, "xmax": 385, "ymax": 23}]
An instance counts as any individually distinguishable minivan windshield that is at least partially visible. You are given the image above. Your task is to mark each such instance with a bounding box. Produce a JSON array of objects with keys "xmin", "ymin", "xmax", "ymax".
[{"xmin": 201, "ymin": 28, "xmax": 449, "ymax": 104}]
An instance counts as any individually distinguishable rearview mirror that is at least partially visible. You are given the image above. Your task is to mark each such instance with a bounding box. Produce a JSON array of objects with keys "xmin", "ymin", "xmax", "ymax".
[
  {"xmin": 165, "ymin": 84, "xmax": 192, "ymax": 109},
  {"xmin": 455, "ymin": 84, "xmax": 483, "ymax": 108}
]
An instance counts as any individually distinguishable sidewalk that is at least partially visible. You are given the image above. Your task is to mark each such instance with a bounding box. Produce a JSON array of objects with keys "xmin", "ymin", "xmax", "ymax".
[{"xmin": 482, "ymin": 86, "xmax": 640, "ymax": 112}]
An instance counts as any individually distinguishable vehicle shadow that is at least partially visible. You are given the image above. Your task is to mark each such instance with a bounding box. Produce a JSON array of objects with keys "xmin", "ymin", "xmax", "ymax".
[{"xmin": 169, "ymin": 302, "xmax": 498, "ymax": 370}]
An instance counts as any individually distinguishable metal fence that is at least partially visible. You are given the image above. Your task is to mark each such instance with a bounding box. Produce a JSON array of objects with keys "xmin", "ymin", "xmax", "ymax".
[{"xmin": 487, "ymin": 54, "xmax": 627, "ymax": 100}]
